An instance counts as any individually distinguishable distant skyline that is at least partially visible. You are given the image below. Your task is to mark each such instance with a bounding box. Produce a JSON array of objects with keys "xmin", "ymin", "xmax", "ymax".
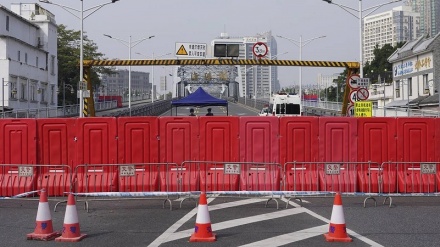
[{"xmin": 4, "ymin": 0, "xmax": 404, "ymax": 89}]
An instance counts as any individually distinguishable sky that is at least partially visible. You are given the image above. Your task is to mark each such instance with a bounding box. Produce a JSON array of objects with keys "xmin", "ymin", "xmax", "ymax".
[{"xmin": 4, "ymin": 0, "xmax": 404, "ymax": 90}]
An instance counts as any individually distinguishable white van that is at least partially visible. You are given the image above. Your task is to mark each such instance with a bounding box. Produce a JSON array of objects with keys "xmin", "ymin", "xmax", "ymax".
[{"xmin": 268, "ymin": 93, "xmax": 301, "ymax": 116}]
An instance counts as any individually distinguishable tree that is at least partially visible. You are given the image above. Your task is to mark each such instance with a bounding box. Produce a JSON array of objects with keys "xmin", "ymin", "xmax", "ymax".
[
  {"xmin": 323, "ymin": 42, "xmax": 405, "ymax": 102},
  {"xmin": 57, "ymin": 24, "xmax": 113, "ymax": 105},
  {"xmin": 363, "ymin": 42, "xmax": 404, "ymax": 84}
]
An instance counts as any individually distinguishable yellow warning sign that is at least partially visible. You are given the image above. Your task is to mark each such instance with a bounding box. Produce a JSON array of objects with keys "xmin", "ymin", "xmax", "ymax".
[
  {"xmin": 176, "ymin": 45, "xmax": 188, "ymax": 56},
  {"xmin": 354, "ymin": 101, "xmax": 372, "ymax": 117}
]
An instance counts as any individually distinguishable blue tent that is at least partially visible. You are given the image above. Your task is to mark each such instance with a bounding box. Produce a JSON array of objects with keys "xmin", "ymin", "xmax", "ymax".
[{"xmin": 171, "ymin": 87, "xmax": 228, "ymax": 115}]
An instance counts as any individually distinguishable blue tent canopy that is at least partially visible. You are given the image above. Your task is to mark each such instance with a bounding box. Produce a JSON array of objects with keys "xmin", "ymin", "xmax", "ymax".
[{"xmin": 170, "ymin": 87, "xmax": 228, "ymax": 115}]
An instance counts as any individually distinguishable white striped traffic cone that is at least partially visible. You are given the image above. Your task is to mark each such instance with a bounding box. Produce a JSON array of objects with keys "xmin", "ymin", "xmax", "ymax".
[
  {"xmin": 189, "ymin": 192, "xmax": 216, "ymax": 242},
  {"xmin": 27, "ymin": 188, "xmax": 61, "ymax": 241},
  {"xmin": 55, "ymin": 193, "xmax": 87, "ymax": 242},
  {"xmin": 324, "ymin": 192, "xmax": 352, "ymax": 242}
]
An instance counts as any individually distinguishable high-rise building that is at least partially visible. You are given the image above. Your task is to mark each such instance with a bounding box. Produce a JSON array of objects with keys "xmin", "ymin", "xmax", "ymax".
[
  {"xmin": 210, "ymin": 31, "xmax": 278, "ymax": 99},
  {"xmin": 363, "ymin": 6, "xmax": 420, "ymax": 64},
  {"xmin": 101, "ymin": 69, "xmax": 150, "ymax": 101},
  {"xmin": 409, "ymin": 0, "xmax": 440, "ymax": 37}
]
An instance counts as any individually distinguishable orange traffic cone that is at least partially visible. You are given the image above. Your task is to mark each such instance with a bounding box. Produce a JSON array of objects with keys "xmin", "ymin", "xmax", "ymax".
[
  {"xmin": 27, "ymin": 189, "xmax": 60, "ymax": 241},
  {"xmin": 324, "ymin": 193, "xmax": 352, "ymax": 242},
  {"xmin": 189, "ymin": 192, "xmax": 216, "ymax": 242},
  {"xmin": 55, "ymin": 193, "xmax": 87, "ymax": 242}
]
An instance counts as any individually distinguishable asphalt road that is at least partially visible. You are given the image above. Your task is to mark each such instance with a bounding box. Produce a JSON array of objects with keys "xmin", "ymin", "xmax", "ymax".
[{"xmin": 2, "ymin": 195, "xmax": 440, "ymax": 247}]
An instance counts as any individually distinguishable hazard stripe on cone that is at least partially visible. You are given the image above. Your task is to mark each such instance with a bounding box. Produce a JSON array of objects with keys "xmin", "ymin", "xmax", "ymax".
[
  {"xmin": 195, "ymin": 205, "xmax": 211, "ymax": 224},
  {"xmin": 329, "ymin": 205, "xmax": 345, "ymax": 224}
]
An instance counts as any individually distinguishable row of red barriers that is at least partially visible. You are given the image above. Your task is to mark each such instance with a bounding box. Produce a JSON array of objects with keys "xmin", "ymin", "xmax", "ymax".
[
  {"xmin": 1, "ymin": 162, "xmax": 439, "ymax": 196},
  {"xmin": 1, "ymin": 116, "xmax": 440, "ymax": 197}
]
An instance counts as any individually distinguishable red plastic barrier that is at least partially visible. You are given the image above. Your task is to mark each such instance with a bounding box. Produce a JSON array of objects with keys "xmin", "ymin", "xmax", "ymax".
[
  {"xmin": 74, "ymin": 118, "xmax": 118, "ymax": 193},
  {"xmin": 396, "ymin": 118, "xmax": 436, "ymax": 193},
  {"xmin": 199, "ymin": 117, "xmax": 239, "ymax": 191},
  {"xmin": 159, "ymin": 117, "xmax": 199, "ymax": 191},
  {"xmin": 0, "ymin": 119, "xmax": 37, "ymax": 196},
  {"xmin": 37, "ymin": 118, "xmax": 76, "ymax": 196},
  {"xmin": 280, "ymin": 117, "xmax": 319, "ymax": 191},
  {"xmin": 117, "ymin": 117, "xmax": 160, "ymax": 191},
  {"xmin": 239, "ymin": 117, "xmax": 280, "ymax": 190},
  {"xmin": 318, "ymin": 118, "xmax": 358, "ymax": 192},
  {"xmin": 357, "ymin": 118, "xmax": 397, "ymax": 193},
  {"xmin": 436, "ymin": 119, "xmax": 440, "ymax": 191}
]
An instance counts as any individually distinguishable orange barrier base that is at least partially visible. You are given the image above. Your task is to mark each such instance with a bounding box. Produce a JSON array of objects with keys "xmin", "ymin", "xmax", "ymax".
[
  {"xmin": 55, "ymin": 234, "xmax": 87, "ymax": 242},
  {"xmin": 324, "ymin": 233, "xmax": 352, "ymax": 242},
  {"xmin": 190, "ymin": 233, "xmax": 216, "ymax": 242},
  {"xmin": 27, "ymin": 231, "xmax": 60, "ymax": 241}
]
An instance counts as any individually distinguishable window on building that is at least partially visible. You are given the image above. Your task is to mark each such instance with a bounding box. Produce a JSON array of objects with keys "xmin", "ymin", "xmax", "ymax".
[
  {"xmin": 408, "ymin": 78, "xmax": 412, "ymax": 96},
  {"xmin": 41, "ymin": 87, "xmax": 46, "ymax": 103},
  {"xmin": 50, "ymin": 55, "xmax": 55, "ymax": 75},
  {"xmin": 423, "ymin": 74, "xmax": 429, "ymax": 93},
  {"xmin": 31, "ymin": 84, "xmax": 36, "ymax": 101},
  {"xmin": 36, "ymin": 57, "xmax": 39, "ymax": 67},
  {"xmin": 395, "ymin": 80, "xmax": 400, "ymax": 98},
  {"xmin": 20, "ymin": 82, "xmax": 25, "ymax": 100},
  {"xmin": 18, "ymin": 51, "xmax": 21, "ymax": 61},
  {"xmin": 6, "ymin": 16, "xmax": 9, "ymax": 31},
  {"xmin": 25, "ymin": 53, "xmax": 28, "ymax": 64},
  {"xmin": 50, "ymin": 85, "xmax": 55, "ymax": 104}
]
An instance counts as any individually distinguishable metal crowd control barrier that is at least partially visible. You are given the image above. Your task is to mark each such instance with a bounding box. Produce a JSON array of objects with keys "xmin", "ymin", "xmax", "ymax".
[
  {"xmin": 381, "ymin": 162, "xmax": 440, "ymax": 207},
  {"xmin": 183, "ymin": 161, "xmax": 284, "ymax": 208},
  {"xmin": 0, "ymin": 164, "xmax": 72, "ymax": 201},
  {"xmin": 72, "ymin": 163, "xmax": 188, "ymax": 211},
  {"xmin": 5, "ymin": 162, "xmax": 439, "ymax": 210},
  {"xmin": 283, "ymin": 161, "xmax": 383, "ymax": 207}
]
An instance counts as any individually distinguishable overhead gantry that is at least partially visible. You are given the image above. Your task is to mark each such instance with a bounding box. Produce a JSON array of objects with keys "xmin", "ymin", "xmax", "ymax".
[{"xmin": 82, "ymin": 58, "xmax": 360, "ymax": 117}]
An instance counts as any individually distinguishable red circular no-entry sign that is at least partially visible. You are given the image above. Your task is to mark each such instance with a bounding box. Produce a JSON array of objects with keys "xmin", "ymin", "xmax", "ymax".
[{"xmin": 356, "ymin": 87, "xmax": 369, "ymax": 101}]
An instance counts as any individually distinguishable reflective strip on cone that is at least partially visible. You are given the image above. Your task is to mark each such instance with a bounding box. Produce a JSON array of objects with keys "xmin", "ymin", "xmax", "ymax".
[
  {"xmin": 63, "ymin": 205, "xmax": 79, "ymax": 224},
  {"xmin": 329, "ymin": 205, "xmax": 345, "ymax": 224},
  {"xmin": 36, "ymin": 202, "xmax": 51, "ymax": 221},
  {"xmin": 195, "ymin": 205, "xmax": 211, "ymax": 224}
]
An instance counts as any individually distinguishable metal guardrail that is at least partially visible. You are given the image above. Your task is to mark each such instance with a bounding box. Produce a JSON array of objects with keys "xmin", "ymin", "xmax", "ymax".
[
  {"xmin": 237, "ymin": 97, "xmax": 440, "ymax": 117},
  {"xmin": 1, "ymin": 99, "xmax": 172, "ymax": 118}
]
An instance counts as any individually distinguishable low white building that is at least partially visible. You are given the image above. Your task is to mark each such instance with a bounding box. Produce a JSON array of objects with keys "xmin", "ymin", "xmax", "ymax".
[
  {"xmin": 0, "ymin": 3, "xmax": 57, "ymax": 114},
  {"xmin": 387, "ymin": 33, "xmax": 440, "ymax": 114}
]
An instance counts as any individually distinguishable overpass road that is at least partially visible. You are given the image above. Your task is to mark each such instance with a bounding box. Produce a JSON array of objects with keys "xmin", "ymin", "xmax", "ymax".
[
  {"xmin": 2, "ymin": 195, "xmax": 440, "ymax": 246},
  {"xmin": 162, "ymin": 102, "xmax": 260, "ymax": 117}
]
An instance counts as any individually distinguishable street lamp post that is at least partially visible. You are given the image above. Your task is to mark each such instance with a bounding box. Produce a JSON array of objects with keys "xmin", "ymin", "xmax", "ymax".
[
  {"xmin": 104, "ymin": 34, "xmax": 154, "ymax": 115},
  {"xmin": 322, "ymin": 0, "xmax": 402, "ymax": 77},
  {"xmin": 39, "ymin": 0, "xmax": 119, "ymax": 118},
  {"xmin": 243, "ymin": 66, "xmax": 255, "ymax": 106},
  {"xmin": 277, "ymin": 35, "xmax": 326, "ymax": 102}
]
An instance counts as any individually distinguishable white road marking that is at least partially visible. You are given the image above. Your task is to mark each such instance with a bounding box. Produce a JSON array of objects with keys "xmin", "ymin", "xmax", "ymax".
[
  {"xmin": 148, "ymin": 197, "xmax": 267, "ymax": 247},
  {"xmin": 238, "ymin": 225, "xmax": 328, "ymax": 247},
  {"xmin": 150, "ymin": 196, "xmax": 384, "ymax": 247},
  {"xmin": 282, "ymin": 197, "xmax": 384, "ymax": 247},
  {"xmin": 161, "ymin": 207, "xmax": 307, "ymax": 243}
]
